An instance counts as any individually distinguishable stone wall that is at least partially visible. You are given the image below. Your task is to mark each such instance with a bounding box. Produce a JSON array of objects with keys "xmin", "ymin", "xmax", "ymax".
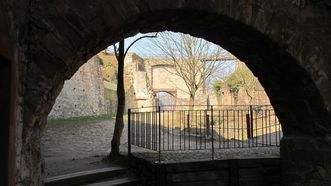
[
  {"xmin": 2, "ymin": 1, "xmax": 330, "ymax": 185},
  {"xmin": 48, "ymin": 56, "xmax": 107, "ymax": 119},
  {"xmin": 131, "ymin": 157, "xmax": 280, "ymax": 186},
  {"xmin": 212, "ymin": 83, "xmax": 271, "ymax": 106}
]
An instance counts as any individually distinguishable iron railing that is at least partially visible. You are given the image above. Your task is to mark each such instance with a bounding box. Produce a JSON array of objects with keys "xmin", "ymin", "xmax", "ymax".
[{"xmin": 128, "ymin": 105, "xmax": 282, "ymax": 162}]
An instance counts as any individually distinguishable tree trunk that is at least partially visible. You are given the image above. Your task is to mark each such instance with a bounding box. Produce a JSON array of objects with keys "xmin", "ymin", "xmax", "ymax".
[
  {"xmin": 189, "ymin": 93, "xmax": 195, "ymax": 110},
  {"xmin": 109, "ymin": 39, "xmax": 125, "ymax": 158}
]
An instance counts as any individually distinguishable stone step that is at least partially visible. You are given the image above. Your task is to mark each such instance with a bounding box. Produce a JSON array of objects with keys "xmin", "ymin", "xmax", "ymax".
[
  {"xmin": 83, "ymin": 177, "xmax": 138, "ymax": 186},
  {"xmin": 45, "ymin": 167, "xmax": 128, "ymax": 186}
]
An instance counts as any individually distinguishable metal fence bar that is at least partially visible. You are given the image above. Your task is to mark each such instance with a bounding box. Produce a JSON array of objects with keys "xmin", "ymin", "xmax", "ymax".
[
  {"xmin": 158, "ymin": 106, "xmax": 161, "ymax": 163},
  {"xmin": 128, "ymin": 105, "xmax": 283, "ymax": 160},
  {"xmin": 211, "ymin": 106, "xmax": 214, "ymax": 160},
  {"xmin": 128, "ymin": 109, "xmax": 131, "ymax": 155}
]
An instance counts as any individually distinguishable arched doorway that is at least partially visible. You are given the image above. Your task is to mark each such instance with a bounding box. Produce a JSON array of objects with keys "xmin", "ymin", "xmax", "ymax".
[
  {"xmin": 14, "ymin": 1, "xmax": 331, "ymax": 185},
  {"xmin": 155, "ymin": 91, "xmax": 175, "ymax": 110}
]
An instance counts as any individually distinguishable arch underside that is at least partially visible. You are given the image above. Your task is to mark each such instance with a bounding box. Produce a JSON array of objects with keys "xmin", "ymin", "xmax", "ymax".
[
  {"xmin": 14, "ymin": 0, "xmax": 331, "ymax": 185},
  {"xmin": 26, "ymin": 0, "xmax": 331, "ymax": 136}
]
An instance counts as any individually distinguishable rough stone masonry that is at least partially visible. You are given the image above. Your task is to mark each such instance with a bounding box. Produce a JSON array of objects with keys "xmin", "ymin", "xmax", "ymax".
[{"xmin": 0, "ymin": 0, "xmax": 331, "ymax": 185}]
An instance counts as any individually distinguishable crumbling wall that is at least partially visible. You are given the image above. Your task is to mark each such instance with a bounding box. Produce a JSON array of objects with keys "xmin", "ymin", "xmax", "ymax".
[{"xmin": 48, "ymin": 56, "xmax": 107, "ymax": 119}]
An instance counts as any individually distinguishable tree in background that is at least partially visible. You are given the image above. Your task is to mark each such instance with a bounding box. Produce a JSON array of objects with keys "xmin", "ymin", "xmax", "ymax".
[
  {"xmin": 150, "ymin": 32, "xmax": 232, "ymax": 108},
  {"xmin": 223, "ymin": 61, "xmax": 260, "ymax": 104},
  {"xmin": 213, "ymin": 80, "xmax": 222, "ymax": 97},
  {"xmin": 107, "ymin": 34, "xmax": 157, "ymax": 160}
]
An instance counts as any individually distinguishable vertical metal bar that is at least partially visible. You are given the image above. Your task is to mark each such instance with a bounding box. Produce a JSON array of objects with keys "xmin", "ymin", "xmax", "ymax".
[
  {"xmin": 167, "ymin": 110, "xmax": 169, "ymax": 151},
  {"xmin": 196, "ymin": 110, "xmax": 198, "ymax": 150},
  {"xmin": 261, "ymin": 111, "xmax": 266, "ymax": 146},
  {"xmin": 241, "ymin": 110, "xmax": 244, "ymax": 148},
  {"xmin": 162, "ymin": 111, "xmax": 164, "ymax": 151},
  {"xmin": 179, "ymin": 110, "xmax": 182, "ymax": 150},
  {"xmin": 200, "ymin": 110, "xmax": 202, "ymax": 149},
  {"xmin": 142, "ymin": 112, "xmax": 145, "ymax": 148},
  {"xmin": 135, "ymin": 112, "xmax": 138, "ymax": 147},
  {"xmin": 205, "ymin": 110, "xmax": 208, "ymax": 149},
  {"xmin": 146, "ymin": 112, "xmax": 149, "ymax": 149},
  {"xmin": 255, "ymin": 109, "xmax": 258, "ymax": 147},
  {"xmin": 184, "ymin": 110, "xmax": 186, "ymax": 150},
  {"xmin": 222, "ymin": 110, "xmax": 225, "ymax": 149},
  {"xmin": 227, "ymin": 110, "xmax": 229, "ymax": 148},
  {"xmin": 277, "ymin": 113, "xmax": 280, "ymax": 146},
  {"xmin": 218, "ymin": 110, "xmax": 221, "ymax": 148},
  {"xmin": 134, "ymin": 113, "xmax": 137, "ymax": 146},
  {"xmin": 211, "ymin": 106, "xmax": 214, "ymax": 160},
  {"xmin": 248, "ymin": 105, "xmax": 252, "ymax": 146},
  {"xmin": 264, "ymin": 110, "xmax": 271, "ymax": 146},
  {"xmin": 274, "ymin": 110, "xmax": 278, "ymax": 146},
  {"xmin": 268, "ymin": 110, "xmax": 271, "ymax": 146},
  {"xmin": 149, "ymin": 112, "xmax": 152, "ymax": 149},
  {"xmin": 172, "ymin": 110, "xmax": 174, "ymax": 150},
  {"xmin": 128, "ymin": 109, "xmax": 131, "ymax": 155},
  {"xmin": 152, "ymin": 111, "xmax": 154, "ymax": 150},
  {"xmin": 246, "ymin": 113, "xmax": 251, "ymax": 147},
  {"xmin": 155, "ymin": 111, "xmax": 157, "ymax": 150},
  {"xmin": 144, "ymin": 112, "xmax": 147, "ymax": 148},
  {"xmin": 187, "ymin": 111, "xmax": 190, "ymax": 150},
  {"xmin": 138, "ymin": 112, "xmax": 140, "ymax": 147},
  {"xmin": 237, "ymin": 110, "xmax": 240, "ymax": 148},
  {"xmin": 233, "ymin": 110, "xmax": 235, "ymax": 148},
  {"xmin": 158, "ymin": 106, "xmax": 161, "ymax": 163}
]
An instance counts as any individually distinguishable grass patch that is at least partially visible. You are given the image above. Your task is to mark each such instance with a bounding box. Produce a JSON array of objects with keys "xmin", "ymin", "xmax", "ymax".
[{"xmin": 47, "ymin": 114, "xmax": 117, "ymax": 125}]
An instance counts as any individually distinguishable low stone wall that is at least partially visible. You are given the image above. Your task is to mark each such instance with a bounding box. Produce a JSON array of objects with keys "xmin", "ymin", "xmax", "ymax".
[{"xmin": 131, "ymin": 156, "xmax": 280, "ymax": 186}]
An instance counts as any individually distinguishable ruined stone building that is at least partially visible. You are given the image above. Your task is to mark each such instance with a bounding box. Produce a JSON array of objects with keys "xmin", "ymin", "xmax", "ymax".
[
  {"xmin": 103, "ymin": 52, "xmax": 270, "ymax": 110},
  {"xmin": 49, "ymin": 51, "xmax": 270, "ymax": 119}
]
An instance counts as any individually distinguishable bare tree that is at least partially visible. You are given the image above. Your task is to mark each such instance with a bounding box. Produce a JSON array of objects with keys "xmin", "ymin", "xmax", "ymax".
[
  {"xmin": 107, "ymin": 34, "xmax": 157, "ymax": 160},
  {"xmin": 150, "ymin": 32, "xmax": 233, "ymax": 108}
]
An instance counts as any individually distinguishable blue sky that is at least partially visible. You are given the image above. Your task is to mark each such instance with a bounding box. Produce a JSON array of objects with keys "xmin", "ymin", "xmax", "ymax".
[{"xmin": 106, "ymin": 32, "xmax": 236, "ymax": 83}]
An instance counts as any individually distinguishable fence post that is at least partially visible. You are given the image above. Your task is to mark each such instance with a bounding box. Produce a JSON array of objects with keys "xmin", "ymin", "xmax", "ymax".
[
  {"xmin": 187, "ymin": 114, "xmax": 190, "ymax": 130},
  {"xmin": 249, "ymin": 105, "xmax": 253, "ymax": 138},
  {"xmin": 211, "ymin": 105, "xmax": 214, "ymax": 160},
  {"xmin": 246, "ymin": 114, "xmax": 251, "ymax": 139},
  {"xmin": 158, "ymin": 106, "xmax": 161, "ymax": 163},
  {"xmin": 128, "ymin": 109, "xmax": 131, "ymax": 156},
  {"xmin": 206, "ymin": 113, "xmax": 210, "ymax": 136}
]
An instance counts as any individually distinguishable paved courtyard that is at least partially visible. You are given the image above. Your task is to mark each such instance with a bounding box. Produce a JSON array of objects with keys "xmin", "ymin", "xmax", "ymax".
[{"xmin": 42, "ymin": 118, "xmax": 280, "ymax": 176}]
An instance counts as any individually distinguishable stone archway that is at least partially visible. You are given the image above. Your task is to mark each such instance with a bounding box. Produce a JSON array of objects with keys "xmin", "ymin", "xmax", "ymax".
[
  {"xmin": 155, "ymin": 91, "xmax": 176, "ymax": 110},
  {"xmin": 5, "ymin": 0, "xmax": 331, "ymax": 185}
]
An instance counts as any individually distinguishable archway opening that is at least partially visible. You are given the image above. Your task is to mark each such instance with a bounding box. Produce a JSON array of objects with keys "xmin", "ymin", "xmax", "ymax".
[
  {"xmin": 155, "ymin": 91, "xmax": 175, "ymax": 110},
  {"xmin": 18, "ymin": 3, "xmax": 331, "ymax": 185}
]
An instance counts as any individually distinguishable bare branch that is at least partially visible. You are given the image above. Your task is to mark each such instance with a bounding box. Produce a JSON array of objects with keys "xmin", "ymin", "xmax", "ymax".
[
  {"xmin": 124, "ymin": 33, "xmax": 158, "ymax": 57},
  {"xmin": 149, "ymin": 31, "xmax": 233, "ymax": 106}
]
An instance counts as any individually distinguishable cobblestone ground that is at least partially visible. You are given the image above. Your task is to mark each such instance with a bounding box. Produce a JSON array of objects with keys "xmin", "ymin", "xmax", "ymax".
[{"xmin": 42, "ymin": 118, "xmax": 280, "ymax": 176}]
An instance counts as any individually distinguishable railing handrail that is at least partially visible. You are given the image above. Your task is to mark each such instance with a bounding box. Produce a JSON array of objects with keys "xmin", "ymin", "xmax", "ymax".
[
  {"xmin": 128, "ymin": 104, "xmax": 282, "ymax": 163},
  {"xmin": 129, "ymin": 104, "xmax": 274, "ymax": 112}
]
